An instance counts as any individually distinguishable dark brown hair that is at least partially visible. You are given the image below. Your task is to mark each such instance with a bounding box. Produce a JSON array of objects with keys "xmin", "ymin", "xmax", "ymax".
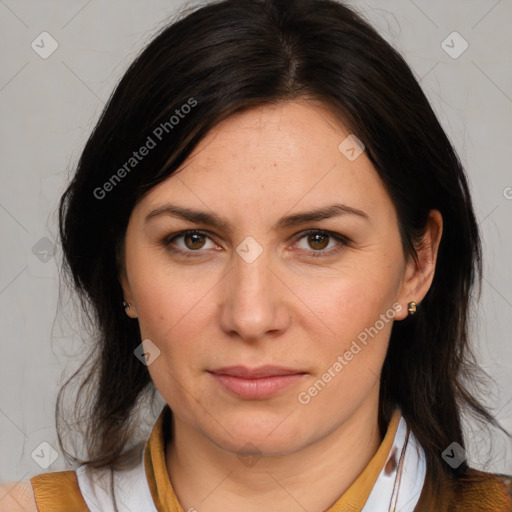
[{"xmin": 56, "ymin": 0, "xmax": 509, "ymax": 496}]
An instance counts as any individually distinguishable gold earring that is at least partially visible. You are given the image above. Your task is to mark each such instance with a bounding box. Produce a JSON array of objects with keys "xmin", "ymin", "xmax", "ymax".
[{"xmin": 408, "ymin": 301, "xmax": 417, "ymax": 316}]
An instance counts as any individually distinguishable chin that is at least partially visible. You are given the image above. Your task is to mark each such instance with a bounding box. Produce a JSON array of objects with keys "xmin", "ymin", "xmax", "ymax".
[{"xmin": 203, "ymin": 411, "xmax": 310, "ymax": 456}]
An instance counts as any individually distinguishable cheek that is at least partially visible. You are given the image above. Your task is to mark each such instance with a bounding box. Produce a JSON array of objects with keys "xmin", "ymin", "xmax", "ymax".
[
  {"xmin": 298, "ymin": 278, "xmax": 396, "ymax": 412},
  {"xmin": 296, "ymin": 262, "xmax": 401, "ymax": 404},
  {"xmin": 131, "ymin": 266, "xmax": 217, "ymax": 365},
  {"xmin": 126, "ymin": 242, "xmax": 203, "ymax": 330},
  {"xmin": 305, "ymin": 263, "xmax": 401, "ymax": 341},
  {"xmin": 132, "ymin": 273, "xmax": 210, "ymax": 414}
]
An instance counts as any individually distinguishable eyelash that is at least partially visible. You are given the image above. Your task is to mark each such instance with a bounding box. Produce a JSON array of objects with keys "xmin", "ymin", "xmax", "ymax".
[{"xmin": 162, "ymin": 229, "xmax": 350, "ymax": 259}]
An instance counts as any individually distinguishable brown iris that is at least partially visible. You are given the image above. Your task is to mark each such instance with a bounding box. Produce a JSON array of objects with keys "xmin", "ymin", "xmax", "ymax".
[
  {"xmin": 184, "ymin": 232, "xmax": 207, "ymax": 250},
  {"xmin": 307, "ymin": 232, "xmax": 329, "ymax": 251}
]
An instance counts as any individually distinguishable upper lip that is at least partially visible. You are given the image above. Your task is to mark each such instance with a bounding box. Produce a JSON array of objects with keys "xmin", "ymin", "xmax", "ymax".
[{"xmin": 209, "ymin": 366, "xmax": 306, "ymax": 378}]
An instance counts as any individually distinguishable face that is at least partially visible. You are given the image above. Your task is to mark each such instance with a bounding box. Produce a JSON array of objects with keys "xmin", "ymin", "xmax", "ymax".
[{"xmin": 120, "ymin": 99, "xmax": 424, "ymax": 456}]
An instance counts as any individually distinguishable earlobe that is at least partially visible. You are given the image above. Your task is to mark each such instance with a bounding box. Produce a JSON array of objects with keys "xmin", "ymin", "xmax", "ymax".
[
  {"xmin": 395, "ymin": 210, "xmax": 443, "ymax": 321},
  {"xmin": 118, "ymin": 263, "xmax": 138, "ymax": 319},
  {"xmin": 122, "ymin": 300, "xmax": 138, "ymax": 319}
]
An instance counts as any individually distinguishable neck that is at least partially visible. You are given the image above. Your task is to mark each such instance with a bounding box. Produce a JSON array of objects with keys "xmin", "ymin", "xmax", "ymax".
[{"xmin": 165, "ymin": 396, "xmax": 388, "ymax": 512}]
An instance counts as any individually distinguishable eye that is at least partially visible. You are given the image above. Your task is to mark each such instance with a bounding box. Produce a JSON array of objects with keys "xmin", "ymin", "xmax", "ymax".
[
  {"xmin": 293, "ymin": 230, "xmax": 349, "ymax": 258},
  {"xmin": 162, "ymin": 229, "xmax": 349, "ymax": 259},
  {"xmin": 163, "ymin": 230, "xmax": 217, "ymax": 257}
]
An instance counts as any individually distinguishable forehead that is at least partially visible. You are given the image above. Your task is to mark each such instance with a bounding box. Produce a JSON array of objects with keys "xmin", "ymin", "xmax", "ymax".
[
  {"xmin": 135, "ymin": 100, "xmax": 393, "ymax": 225},
  {"xmin": 183, "ymin": 99, "xmax": 352, "ymax": 174}
]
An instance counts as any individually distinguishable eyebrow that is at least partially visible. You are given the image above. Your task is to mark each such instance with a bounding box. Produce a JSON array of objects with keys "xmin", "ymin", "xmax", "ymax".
[{"xmin": 145, "ymin": 202, "xmax": 369, "ymax": 232}]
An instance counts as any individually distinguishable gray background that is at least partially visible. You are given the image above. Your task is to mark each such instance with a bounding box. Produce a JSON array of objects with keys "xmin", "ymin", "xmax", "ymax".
[{"xmin": 0, "ymin": 0, "xmax": 511, "ymax": 483}]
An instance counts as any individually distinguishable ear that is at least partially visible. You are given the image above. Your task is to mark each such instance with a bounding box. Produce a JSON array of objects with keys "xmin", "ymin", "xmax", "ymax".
[
  {"xmin": 394, "ymin": 209, "xmax": 443, "ymax": 321},
  {"xmin": 118, "ymin": 245, "xmax": 138, "ymax": 319}
]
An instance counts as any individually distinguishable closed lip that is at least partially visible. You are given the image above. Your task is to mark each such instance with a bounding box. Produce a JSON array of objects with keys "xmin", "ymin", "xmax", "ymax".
[{"xmin": 208, "ymin": 365, "xmax": 306, "ymax": 378}]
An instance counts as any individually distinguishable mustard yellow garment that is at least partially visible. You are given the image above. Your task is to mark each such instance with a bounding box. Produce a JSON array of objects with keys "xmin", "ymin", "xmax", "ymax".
[{"xmin": 30, "ymin": 470, "xmax": 88, "ymax": 512}]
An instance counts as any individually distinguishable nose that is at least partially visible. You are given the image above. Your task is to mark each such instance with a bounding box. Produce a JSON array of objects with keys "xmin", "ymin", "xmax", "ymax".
[{"xmin": 218, "ymin": 246, "xmax": 291, "ymax": 343}]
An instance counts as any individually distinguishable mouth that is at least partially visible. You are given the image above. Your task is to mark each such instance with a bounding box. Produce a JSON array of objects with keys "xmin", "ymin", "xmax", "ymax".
[{"xmin": 208, "ymin": 366, "xmax": 308, "ymax": 399}]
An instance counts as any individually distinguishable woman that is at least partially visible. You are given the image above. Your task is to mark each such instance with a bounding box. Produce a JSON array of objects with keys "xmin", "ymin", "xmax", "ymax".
[{"xmin": 2, "ymin": 0, "xmax": 511, "ymax": 510}]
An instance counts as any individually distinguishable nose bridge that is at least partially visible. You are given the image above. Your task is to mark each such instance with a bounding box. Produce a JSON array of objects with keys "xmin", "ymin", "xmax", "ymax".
[
  {"xmin": 234, "ymin": 243, "xmax": 271, "ymax": 299},
  {"xmin": 219, "ymin": 239, "xmax": 288, "ymax": 340}
]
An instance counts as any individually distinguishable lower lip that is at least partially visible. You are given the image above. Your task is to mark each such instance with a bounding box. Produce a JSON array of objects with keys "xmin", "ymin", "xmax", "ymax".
[{"xmin": 209, "ymin": 372, "xmax": 306, "ymax": 399}]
